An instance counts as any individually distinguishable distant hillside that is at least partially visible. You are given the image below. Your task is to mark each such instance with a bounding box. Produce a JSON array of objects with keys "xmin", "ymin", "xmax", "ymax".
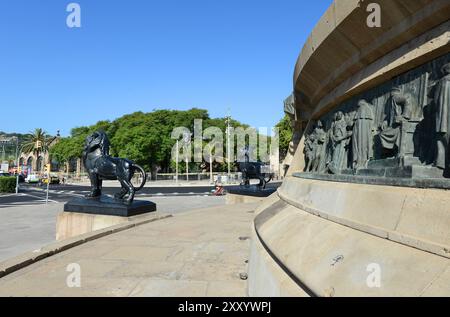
[{"xmin": 0, "ymin": 132, "xmax": 28, "ymax": 161}]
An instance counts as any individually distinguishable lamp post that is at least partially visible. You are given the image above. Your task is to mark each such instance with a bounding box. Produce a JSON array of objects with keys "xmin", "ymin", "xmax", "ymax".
[
  {"xmin": 225, "ymin": 111, "xmax": 232, "ymax": 184},
  {"xmin": 175, "ymin": 139, "xmax": 179, "ymax": 184},
  {"xmin": 15, "ymin": 138, "xmax": 20, "ymax": 194},
  {"xmin": 185, "ymin": 156, "xmax": 189, "ymax": 182},
  {"xmin": 209, "ymin": 146, "xmax": 213, "ymax": 184},
  {"xmin": 203, "ymin": 136, "xmax": 215, "ymax": 185},
  {"xmin": 183, "ymin": 132, "xmax": 192, "ymax": 183}
]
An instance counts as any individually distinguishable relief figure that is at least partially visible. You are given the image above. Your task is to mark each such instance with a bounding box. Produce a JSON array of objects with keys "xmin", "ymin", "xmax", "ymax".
[
  {"xmin": 328, "ymin": 111, "xmax": 352, "ymax": 174},
  {"xmin": 352, "ymin": 100, "xmax": 374, "ymax": 169},
  {"xmin": 379, "ymin": 86, "xmax": 413, "ymax": 157},
  {"xmin": 307, "ymin": 121, "xmax": 326, "ymax": 172},
  {"xmin": 434, "ymin": 63, "xmax": 450, "ymax": 171}
]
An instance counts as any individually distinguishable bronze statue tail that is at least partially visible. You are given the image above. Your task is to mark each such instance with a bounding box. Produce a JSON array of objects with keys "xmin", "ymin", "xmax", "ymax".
[{"xmin": 132, "ymin": 164, "xmax": 147, "ymax": 191}]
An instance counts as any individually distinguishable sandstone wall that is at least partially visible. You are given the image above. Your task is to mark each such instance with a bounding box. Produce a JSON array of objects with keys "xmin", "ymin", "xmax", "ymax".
[{"xmin": 249, "ymin": 0, "xmax": 450, "ymax": 296}]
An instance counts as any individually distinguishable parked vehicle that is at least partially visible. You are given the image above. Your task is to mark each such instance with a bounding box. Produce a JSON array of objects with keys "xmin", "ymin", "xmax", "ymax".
[
  {"xmin": 42, "ymin": 174, "xmax": 60, "ymax": 185},
  {"xmin": 25, "ymin": 174, "xmax": 40, "ymax": 184}
]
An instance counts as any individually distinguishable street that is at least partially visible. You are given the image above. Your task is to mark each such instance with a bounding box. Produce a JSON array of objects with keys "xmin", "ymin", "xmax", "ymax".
[
  {"xmin": 0, "ymin": 181, "xmax": 281, "ymax": 207},
  {"xmin": 0, "ymin": 183, "xmax": 217, "ymax": 207}
]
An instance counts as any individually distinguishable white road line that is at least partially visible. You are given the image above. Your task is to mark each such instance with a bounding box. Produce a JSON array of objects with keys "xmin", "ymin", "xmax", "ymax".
[
  {"xmin": 20, "ymin": 192, "xmax": 58, "ymax": 203},
  {"xmin": 30, "ymin": 189, "xmax": 84, "ymax": 198},
  {"xmin": 0, "ymin": 194, "xmax": 19, "ymax": 198}
]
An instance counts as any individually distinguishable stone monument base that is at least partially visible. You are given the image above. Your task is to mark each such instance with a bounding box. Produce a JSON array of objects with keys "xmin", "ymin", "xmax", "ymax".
[
  {"xmin": 248, "ymin": 176, "xmax": 450, "ymax": 296},
  {"xmin": 56, "ymin": 211, "xmax": 144, "ymax": 241},
  {"xmin": 226, "ymin": 186, "xmax": 277, "ymax": 205},
  {"xmin": 343, "ymin": 157, "xmax": 445, "ymax": 179},
  {"xmin": 58, "ymin": 195, "xmax": 158, "ymax": 241}
]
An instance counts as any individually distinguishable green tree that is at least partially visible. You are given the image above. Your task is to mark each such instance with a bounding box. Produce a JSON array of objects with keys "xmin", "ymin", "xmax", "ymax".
[
  {"xmin": 276, "ymin": 114, "xmax": 293, "ymax": 161},
  {"xmin": 49, "ymin": 108, "xmax": 253, "ymax": 175},
  {"xmin": 21, "ymin": 128, "xmax": 51, "ymax": 170},
  {"xmin": 49, "ymin": 137, "xmax": 83, "ymax": 166}
]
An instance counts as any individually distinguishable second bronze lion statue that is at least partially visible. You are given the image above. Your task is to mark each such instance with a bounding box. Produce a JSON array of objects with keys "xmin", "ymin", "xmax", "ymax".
[{"xmin": 83, "ymin": 131, "xmax": 147, "ymax": 204}]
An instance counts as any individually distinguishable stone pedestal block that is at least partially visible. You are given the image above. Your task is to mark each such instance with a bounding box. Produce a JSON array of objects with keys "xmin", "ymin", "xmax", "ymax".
[
  {"xmin": 56, "ymin": 211, "xmax": 150, "ymax": 241},
  {"xmin": 226, "ymin": 186, "xmax": 277, "ymax": 205},
  {"xmin": 58, "ymin": 196, "xmax": 158, "ymax": 241}
]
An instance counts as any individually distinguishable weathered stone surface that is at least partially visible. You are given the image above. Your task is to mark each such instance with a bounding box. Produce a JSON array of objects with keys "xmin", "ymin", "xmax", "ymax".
[
  {"xmin": 56, "ymin": 211, "xmax": 132, "ymax": 241},
  {"xmin": 248, "ymin": 227, "xmax": 310, "ymax": 297},
  {"xmin": 301, "ymin": 51, "xmax": 450, "ymax": 185},
  {"xmin": 252, "ymin": 191, "xmax": 450, "ymax": 296},
  {"xmin": 0, "ymin": 203, "xmax": 257, "ymax": 297},
  {"xmin": 294, "ymin": 0, "xmax": 450, "ymax": 121},
  {"xmin": 250, "ymin": 0, "xmax": 450, "ymax": 298},
  {"xmin": 294, "ymin": 172, "xmax": 450, "ymax": 190},
  {"xmin": 225, "ymin": 194, "xmax": 266, "ymax": 205},
  {"xmin": 278, "ymin": 176, "xmax": 450, "ymax": 256}
]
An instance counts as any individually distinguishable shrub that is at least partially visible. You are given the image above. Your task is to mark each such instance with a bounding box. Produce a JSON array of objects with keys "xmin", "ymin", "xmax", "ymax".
[{"xmin": 0, "ymin": 177, "xmax": 16, "ymax": 193}]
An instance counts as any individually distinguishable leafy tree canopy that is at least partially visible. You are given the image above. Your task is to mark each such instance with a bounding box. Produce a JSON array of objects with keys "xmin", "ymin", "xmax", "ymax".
[
  {"xmin": 49, "ymin": 108, "xmax": 255, "ymax": 172},
  {"xmin": 275, "ymin": 114, "xmax": 293, "ymax": 161}
]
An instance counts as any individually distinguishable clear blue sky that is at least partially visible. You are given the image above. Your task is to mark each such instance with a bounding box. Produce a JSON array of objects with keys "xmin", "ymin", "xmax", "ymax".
[{"xmin": 0, "ymin": 0, "xmax": 332, "ymax": 136}]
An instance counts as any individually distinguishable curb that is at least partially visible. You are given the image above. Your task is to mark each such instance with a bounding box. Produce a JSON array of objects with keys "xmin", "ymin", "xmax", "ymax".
[{"xmin": 0, "ymin": 213, "xmax": 172, "ymax": 279}]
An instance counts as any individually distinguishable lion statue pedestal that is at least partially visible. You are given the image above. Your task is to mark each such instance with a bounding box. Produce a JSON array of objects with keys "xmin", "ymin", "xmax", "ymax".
[{"xmin": 59, "ymin": 131, "xmax": 157, "ymax": 240}]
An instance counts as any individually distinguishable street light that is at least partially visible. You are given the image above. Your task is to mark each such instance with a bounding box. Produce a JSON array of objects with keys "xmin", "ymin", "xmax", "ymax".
[
  {"xmin": 203, "ymin": 136, "xmax": 217, "ymax": 185},
  {"xmin": 175, "ymin": 139, "xmax": 179, "ymax": 184},
  {"xmin": 225, "ymin": 111, "xmax": 232, "ymax": 184},
  {"xmin": 14, "ymin": 138, "xmax": 20, "ymax": 194},
  {"xmin": 183, "ymin": 132, "xmax": 192, "ymax": 182}
]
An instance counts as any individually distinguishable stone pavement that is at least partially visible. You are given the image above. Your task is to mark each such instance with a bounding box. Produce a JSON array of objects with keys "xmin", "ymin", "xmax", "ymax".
[
  {"xmin": 0, "ymin": 196, "xmax": 226, "ymax": 262},
  {"xmin": 0, "ymin": 203, "xmax": 61, "ymax": 262},
  {"xmin": 0, "ymin": 202, "xmax": 258, "ymax": 296}
]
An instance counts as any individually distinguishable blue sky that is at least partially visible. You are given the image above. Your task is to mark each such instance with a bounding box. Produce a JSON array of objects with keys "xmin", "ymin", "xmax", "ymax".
[{"xmin": 0, "ymin": 0, "xmax": 332, "ymax": 136}]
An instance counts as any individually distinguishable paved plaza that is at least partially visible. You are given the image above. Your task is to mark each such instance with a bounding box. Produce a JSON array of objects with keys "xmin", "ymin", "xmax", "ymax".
[
  {"xmin": 0, "ymin": 202, "xmax": 257, "ymax": 297},
  {"xmin": 0, "ymin": 194, "xmax": 226, "ymax": 262}
]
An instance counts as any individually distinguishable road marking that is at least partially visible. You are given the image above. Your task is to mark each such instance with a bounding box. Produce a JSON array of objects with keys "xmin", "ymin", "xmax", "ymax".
[
  {"xmin": 20, "ymin": 192, "xmax": 58, "ymax": 203},
  {"xmin": 0, "ymin": 194, "xmax": 20, "ymax": 198},
  {"xmin": 0, "ymin": 200, "xmax": 54, "ymax": 206},
  {"xmin": 27, "ymin": 188, "xmax": 84, "ymax": 198}
]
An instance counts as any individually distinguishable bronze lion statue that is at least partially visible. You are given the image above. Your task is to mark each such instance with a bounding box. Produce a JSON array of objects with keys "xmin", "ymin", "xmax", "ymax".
[
  {"xmin": 236, "ymin": 146, "xmax": 273, "ymax": 189},
  {"xmin": 83, "ymin": 131, "xmax": 147, "ymax": 204}
]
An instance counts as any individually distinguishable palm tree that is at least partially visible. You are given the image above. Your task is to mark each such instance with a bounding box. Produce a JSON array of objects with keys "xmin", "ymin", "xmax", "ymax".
[{"xmin": 22, "ymin": 128, "xmax": 50, "ymax": 171}]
